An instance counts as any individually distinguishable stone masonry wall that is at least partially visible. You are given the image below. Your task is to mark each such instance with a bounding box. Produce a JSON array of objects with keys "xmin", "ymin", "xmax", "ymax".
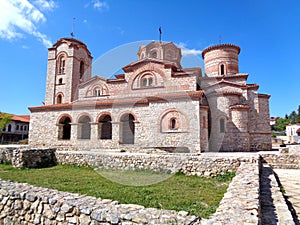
[
  {"xmin": 0, "ymin": 154, "xmax": 269, "ymax": 225},
  {"xmin": 29, "ymin": 100, "xmax": 203, "ymax": 152},
  {"xmin": 0, "ymin": 180, "xmax": 200, "ymax": 225},
  {"xmin": 56, "ymin": 151, "xmax": 258, "ymax": 177}
]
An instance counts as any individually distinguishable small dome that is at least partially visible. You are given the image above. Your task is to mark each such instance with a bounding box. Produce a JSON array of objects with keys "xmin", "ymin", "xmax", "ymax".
[{"xmin": 137, "ymin": 41, "xmax": 182, "ymax": 67}]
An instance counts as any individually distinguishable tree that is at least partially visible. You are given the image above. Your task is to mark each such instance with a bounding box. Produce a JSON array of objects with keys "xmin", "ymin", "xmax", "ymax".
[
  {"xmin": 274, "ymin": 117, "xmax": 291, "ymax": 132},
  {"xmin": 0, "ymin": 112, "xmax": 12, "ymax": 143},
  {"xmin": 289, "ymin": 111, "xmax": 297, "ymax": 124},
  {"xmin": 297, "ymin": 105, "xmax": 300, "ymax": 123}
]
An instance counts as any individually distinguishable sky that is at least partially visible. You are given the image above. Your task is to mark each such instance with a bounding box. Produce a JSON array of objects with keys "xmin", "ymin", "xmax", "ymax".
[{"xmin": 0, "ymin": 0, "xmax": 299, "ymax": 117}]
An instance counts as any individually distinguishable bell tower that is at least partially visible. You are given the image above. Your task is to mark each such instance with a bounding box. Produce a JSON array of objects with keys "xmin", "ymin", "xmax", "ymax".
[{"xmin": 45, "ymin": 38, "xmax": 92, "ymax": 105}]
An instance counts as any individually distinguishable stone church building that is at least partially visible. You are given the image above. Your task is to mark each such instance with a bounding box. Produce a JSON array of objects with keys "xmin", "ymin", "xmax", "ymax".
[{"xmin": 29, "ymin": 38, "xmax": 271, "ymax": 152}]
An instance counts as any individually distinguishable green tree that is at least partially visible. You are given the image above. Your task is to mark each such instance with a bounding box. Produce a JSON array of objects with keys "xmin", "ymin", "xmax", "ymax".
[
  {"xmin": 297, "ymin": 105, "xmax": 300, "ymax": 123},
  {"xmin": 274, "ymin": 117, "xmax": 291, "ymax": 131},
  {"xmin": 289, "ymin": 111, "xmax": 297, "ymax": 124},
  {"xmin": 0, "ymin": 112, "xmax": 12, "ymax": 142}
]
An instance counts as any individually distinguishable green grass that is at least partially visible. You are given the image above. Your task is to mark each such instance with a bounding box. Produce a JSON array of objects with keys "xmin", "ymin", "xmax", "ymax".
[{"xmin": 0, "ymin": 164, "xmax": 234, "ymax": 218}]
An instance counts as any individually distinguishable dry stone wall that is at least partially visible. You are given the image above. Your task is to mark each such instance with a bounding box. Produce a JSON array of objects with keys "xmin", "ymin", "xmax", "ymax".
[
  {"xmin": 55, "ymin": 151, "xmax": 259, "ymax": 177},
  {"xmin": 0, "ymin": 154, "xmax": 269, "ymax": 225},
  {"xmin": 0, "ymin": 179, "xmax": 200, "ymax": 225}
]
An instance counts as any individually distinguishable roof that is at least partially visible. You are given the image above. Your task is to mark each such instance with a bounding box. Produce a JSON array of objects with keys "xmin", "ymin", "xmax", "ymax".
[
  {"xmin": 12, "ymin": 115, "xmax": 30, "ymax": 123},
  {"xmin": 0, "ymin": 113, "xmax": 30, "ymax": 123},
  {"xmin": 28, "ymin": 91, "xmax": 204, "ymax": 113},
  {"xmin": 202, "ymin": 43, "xmax": 241, "ymax": 59}
]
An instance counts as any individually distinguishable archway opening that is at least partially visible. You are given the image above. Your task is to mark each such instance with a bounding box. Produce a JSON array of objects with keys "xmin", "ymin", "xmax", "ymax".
[
  {"xmin": 120, "ymin": 114, "xmax": 135, "ymax": 144},
  {"xmin": 58, "ymin": 116, "xmax": 71, "ymax": 140},
  {"xmin": 98, "ymin": 115, "xmax": 112, "ymax": 139},
  {"xmin": 78, "ymin": 116, "xmax": 91, "ymax": 139}
]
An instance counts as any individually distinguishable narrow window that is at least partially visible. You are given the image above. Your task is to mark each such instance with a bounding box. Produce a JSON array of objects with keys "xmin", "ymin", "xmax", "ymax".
[
  {"xmin": 58, "ymin": 78, "xmax": 63, "ymax": 84},
  {"xmin": 79, "ymin": 61, "xmax": 84, "ymax": 79},
  {"xmin": 171, "ymin": 118, "xmax": 177, "ymax": 130},
  {"xmin": 57, "ymin": 94, "xmax": 62, "ymax": 104},
  {"xmin": 151, "ymin": 51, "xmax": 157, "ymax": 58},
  {"xmin": 16, "ymin": 125, "xmax": 19, "ymax": 130},
  {"xmin": 8, "ymin": 124, "xmax": 11, "ymax": 132},
  {"xmin": 220, "ymin": 64, "xmax": 225, "ymax": 75},
  {"xmin": 148, "ymin": 77, "xmax": 153, "ymax": 86},
  {"xmin": 20, "ymin": 126, "xmax": 23, "ymax": 131},
  {"xmin": 142, "ymin": 78, "xmax": 147, "ymax": 87},
  {"xmin": 220, "ymin": 118, "xmax": 225, "ymax": 133},
  {"xmin": 58, "ymin": 55, "xmax": 66, "ymax": 74}
]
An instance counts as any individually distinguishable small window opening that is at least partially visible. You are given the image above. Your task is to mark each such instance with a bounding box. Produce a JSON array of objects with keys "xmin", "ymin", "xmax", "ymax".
[
  {"xmin": 80, "ymin": 61, "xmax": 84, "ymax": 79},
  {"xmin": 220, "ymin": 64, "xmax": 225, "ymax": 75},
  {"xmin": 57, "ymin": 94, "xmax": 62, "ymax": 104},
  {"xmin": 171, "ymin": 118, "xmax": 177, "ymax": 130},
  {"xmin": 8, "ymin": 124, "xmax": 12, "ymax": 132},
  {"xmin": 151, "ymin": 51, "xmax": 157, "ymax": 58},
  {"xmin": 58, "ymin": 78, "xmax": 63, "ymax": 84}
]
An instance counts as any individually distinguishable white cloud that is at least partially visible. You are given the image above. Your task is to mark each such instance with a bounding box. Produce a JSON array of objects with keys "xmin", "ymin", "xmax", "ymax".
[
  {"xmin": 93, "ymin": 0, "xmax": 109, "ymax": 10},
  {"xmin": 177, "ymin": 42, "xmax": 202, "ymax": 56},
  {"xmin": 0, "ymin": 0, "xmax": 54, "ymax": 48},
  {"xmin": 33, "ymin": 0, "xmax": 57, "ymax": 11},
  {"xmin": 85, "ymin": 0, "xmax": 109, "ymax": 11}
]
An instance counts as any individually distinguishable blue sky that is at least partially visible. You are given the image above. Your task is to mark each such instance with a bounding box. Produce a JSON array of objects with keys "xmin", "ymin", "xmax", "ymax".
[{"xmin": 0, "ymin": 0, "xmax": 299, "ymax": 117}]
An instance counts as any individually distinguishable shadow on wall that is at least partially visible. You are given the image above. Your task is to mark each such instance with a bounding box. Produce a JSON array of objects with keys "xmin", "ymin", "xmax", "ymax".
[{"xmin": 11, "ymin": 148, "xmax": 57, "ymax": 168}]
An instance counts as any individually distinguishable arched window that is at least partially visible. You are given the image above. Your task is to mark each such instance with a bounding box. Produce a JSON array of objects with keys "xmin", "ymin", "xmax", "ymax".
[
  {"xmin": 58, "ymin": 78, "xmax": 63, "ymax": 84},
  {"xmin": 170, "ymin": 118, "xmax": 177, "ymax": 130},
  {"xmin": 20, "ymin": 126, "xmax": 23, "ymax": 131},
  {"xmin": 7, "ymin": 124, "xmax": 11, "ymax": 132},
  {"xmin": 220, "ymin": 118, "xmax": 225, "ymax": 133},
  {"xmin": 79, "ymin": 61, "xmax": 84, "ymax": 79},
  {"xmin": 94, "ymin": 89, "xmax": 101, "ymax": 97},
  {"xmin": 151, "ymin": 51, "xmax": 157, "ymax": 58},
  {"xmin": 141, "ymin": 76, "xmax": 154, "ymax": 87},
  {"xmin": 98, "ymin": 115, "xmax": 112, "ymax": 139},
  {"xmin": 220, "ymin": 64, "xmax": 225, "ymax": 75},
  {"xmin": 56, "ymin": 94, "xmax": 62, "ymax": 104},
  {"xmin": 57, "ymin": 55, "xmax": 66, "ymax": 74},
  {"xmin": 58, "ymin": 116, "xmax": 71, "ymax": 140},
  {"xmin": 16, "ymin": 125, "xmax": 19, "ymax": 130},
  {"xmin": 78, "ymin": 116, "xmax": 91, "ymax": 139}
]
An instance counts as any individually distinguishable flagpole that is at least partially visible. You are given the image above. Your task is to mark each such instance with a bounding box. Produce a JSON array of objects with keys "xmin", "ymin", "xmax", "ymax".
[{"xmin": 159, "ymin": 27, "xmax": 162, "ymax": 43}]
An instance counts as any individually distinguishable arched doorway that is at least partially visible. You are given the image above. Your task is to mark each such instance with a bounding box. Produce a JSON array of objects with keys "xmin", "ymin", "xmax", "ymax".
[
  {"xmin": 120, "ymin": 114, "xmax": 135, "ymax": 144},
  {"xmin": 98, "ymin": 114, "xmax": 112, "ymax": 139},
  {"xmin": 78, "ymin": 115, "xmax": 91, "ymax": 139},
  {"xmin": 58, "ymin": 116, "xmax": 71, "ymax": 140}
]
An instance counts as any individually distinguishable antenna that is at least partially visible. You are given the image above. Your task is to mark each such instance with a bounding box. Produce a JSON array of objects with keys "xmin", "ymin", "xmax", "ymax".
[{"xmin": 71, "ymin": 17, "xmax": 76, "ymax": 38}]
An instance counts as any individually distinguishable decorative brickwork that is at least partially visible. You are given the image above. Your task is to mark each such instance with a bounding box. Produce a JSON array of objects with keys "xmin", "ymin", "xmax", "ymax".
[{"xmin": 29, "ymin": 39, "xmax": 271, "ymax": 152}]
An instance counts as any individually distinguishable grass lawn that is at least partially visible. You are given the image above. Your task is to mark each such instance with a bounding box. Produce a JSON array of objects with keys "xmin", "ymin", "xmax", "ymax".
[{"xmin": 0, "ymin": 164, "xmax": 234, "ymax": 218}]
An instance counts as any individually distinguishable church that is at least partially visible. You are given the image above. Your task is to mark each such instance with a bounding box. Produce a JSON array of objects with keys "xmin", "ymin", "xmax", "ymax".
[{"xmin": 28, "ymin": 38, "xmax": 271, "ymax": 152}]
